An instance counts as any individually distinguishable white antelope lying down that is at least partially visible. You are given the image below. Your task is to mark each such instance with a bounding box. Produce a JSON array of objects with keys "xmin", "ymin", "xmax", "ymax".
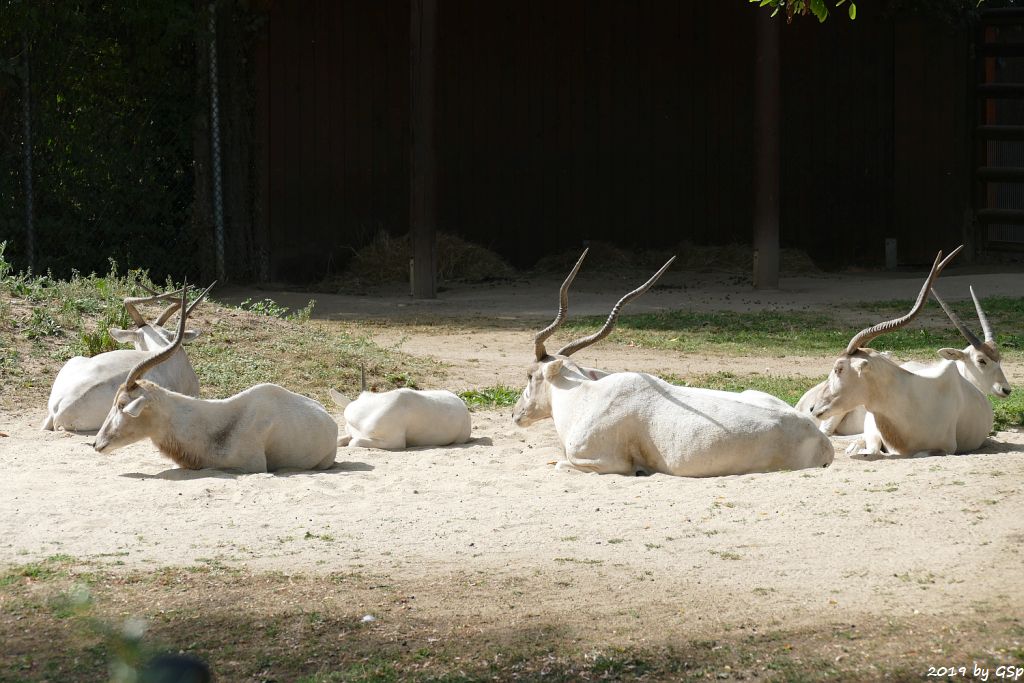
[
  {"xmin": 94, "ymin": 288, "xmax": 337, "ymax": 472},
  {"xmin": 42, "ymin": 283, "xmax": 213, "ymax": 432},
  {"xmin": 512, "ymin": 250, "xmax": 834, "ymax": 477},
  {"xmin": 809, "ymin": 247, "xmax": 994, "ymax": 457},
  {"xmin": 796, "ymin": 279, "xmax": 1010, "ymax": 435},
  {"xmin": 330, "ymin": 375, "xmax": 471, "ymax": 449}
]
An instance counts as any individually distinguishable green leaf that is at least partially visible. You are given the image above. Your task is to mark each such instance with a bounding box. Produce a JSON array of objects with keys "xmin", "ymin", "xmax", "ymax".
[
  {"xmin": 849, "ymin": 2, "xmax": 856, "ymax": 19},
  {"xmin": 810, "ymin": 0, "xmax": 828, "ymax": 22}
]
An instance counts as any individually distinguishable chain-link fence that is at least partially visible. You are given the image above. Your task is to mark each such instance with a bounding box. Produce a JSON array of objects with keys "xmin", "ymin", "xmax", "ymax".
[{"xmin": 0, "ymin": 2, "xmax": 222, "ymax": 283}]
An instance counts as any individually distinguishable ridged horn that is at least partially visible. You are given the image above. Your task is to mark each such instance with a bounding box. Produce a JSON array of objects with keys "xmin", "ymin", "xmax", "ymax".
[
  {"xmin": 124, "ymin": 284, "xmax": 190, "ymax": 390},
  {"xmin": 931, "ymin": 289, "xmax": 983, "ymax": 350},
  {"xmin": 555, "ymin": 256, "xmax": 676, "ymax": 358},
  {"xmin": 154, "ymin": 281, "xmax": 216, "ymax": 326},
  {"xmin": 844, "ymin": 245, "xmax": 962, "ymax": 355},
  {"xmin": 970, "ymin": 286, "xmax": 994, "ymax": 343},
  {"xmin": 123, "ymin": 286, "xmax": 186, "ymax": 328},
  {"xmin": 534, "ymin": 249, "xmax": 589, "ymax": 361}
]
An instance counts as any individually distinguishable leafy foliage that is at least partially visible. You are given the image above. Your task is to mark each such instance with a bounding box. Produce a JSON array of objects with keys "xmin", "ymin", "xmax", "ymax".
[
  {"xmin": 751, "ymin": 0, "xmax": 986, "ymax": 23},
  {"xmin": 751, "ymin": 0, "xmax": 858, "ymax": 22},
  {"xmin": 0, "ymin": 1, "xmax": 198, "ymax": 280}
]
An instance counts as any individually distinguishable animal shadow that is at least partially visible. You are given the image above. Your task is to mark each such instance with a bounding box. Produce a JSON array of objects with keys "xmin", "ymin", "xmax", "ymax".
[
  {"xmin": 848, "ymin": 436, "xmax": 1024, "ymax": 462},
  {"xmin": 848, "ymin": 450, "xmax": 946, "ymax": 462},
  {"xmin": 119, "ymin": 461, "xmax": 373, "ymax": 480},
  {"xmin": 975, "ymin": 436, "xmax": 1024, "ymax": 456}
]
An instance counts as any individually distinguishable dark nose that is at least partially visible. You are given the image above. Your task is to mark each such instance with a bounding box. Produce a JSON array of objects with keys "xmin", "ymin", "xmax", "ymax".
[{"xmin": 1005, "ymin": 388, "xmax": 1012, "ymax": 397}]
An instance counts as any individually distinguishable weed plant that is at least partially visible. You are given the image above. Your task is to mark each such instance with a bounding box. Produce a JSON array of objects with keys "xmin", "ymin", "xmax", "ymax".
[{"xmin": 0, "ymin": 242, "xmax": 435, "ymax": 408}]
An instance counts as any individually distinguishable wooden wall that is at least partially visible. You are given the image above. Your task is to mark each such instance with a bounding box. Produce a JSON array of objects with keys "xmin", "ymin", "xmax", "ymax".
[
  {"xmin": 433, "ymin": 1, "xmax": 757, "ymax": 267},
  {"xmin": 261, "ymin": 1, "xmax": 971, "ymax": 279},
  {"xmin": 266, "ymin": 0, "xmax": 410, "ymax": 280}
]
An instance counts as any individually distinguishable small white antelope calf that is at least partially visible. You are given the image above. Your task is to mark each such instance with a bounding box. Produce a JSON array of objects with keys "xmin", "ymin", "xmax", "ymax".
[
  {"xmin": 797, "ymin": 283, "xmax": 1011, "ymax": 435},
  {"xmin": 809, "ymin": 246, "xmax": 994, "ymax": 457},
  {"xmin": 94, "ymin": 288, "xmax": 337, "ymax": 472},
  {"xmin": 330, "ymin": 372, "xmax": 471, "ymax": 450},
  {"xmin": 41, "ymin": 283, "xmax": 212, "ymax": 432},
  {"xmin": 513, "ymin": 250, "xmax": 834, "ymax": 477}
]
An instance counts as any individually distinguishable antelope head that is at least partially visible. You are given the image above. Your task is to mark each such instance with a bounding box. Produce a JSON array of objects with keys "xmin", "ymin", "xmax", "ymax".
[
  {"xmin": 810, "ymin": 246, "xmax": 962, "ymax": 420},
  {"xmin": 513, "ymin": 249, "xmax": 675, "ymax": 426},
  {"xmin": 109, "ymin": 282, "xmax": 215, "ymax": 350},
  {"xmin": 932, "ymin": 286, "xmax": 1011, "ymax": 398},
  {"xmin": 94, "ymin": 285, "xmax": 192, "ymax": 453}
]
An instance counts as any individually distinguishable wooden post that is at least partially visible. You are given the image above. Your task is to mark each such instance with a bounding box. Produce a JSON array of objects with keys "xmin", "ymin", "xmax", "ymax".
[
  {"xmin": 753, "ymin": 10, "xmax": 780, "ymax": 290},
  {"xmin": 410, "ymin": 0, "xmax": 438, "ymax": 298},
  {"xmin": 21, "ymin": 33, "xmax": 35, "ymax": 271}
]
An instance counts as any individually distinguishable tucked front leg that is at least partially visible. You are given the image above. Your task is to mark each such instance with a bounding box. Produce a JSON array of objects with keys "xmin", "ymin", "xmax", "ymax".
[
  {"xmin": 561, "ymin": 432, "xmax": 635, "ymax": 475},
  {"xmin": 857, "ymin": 413, "xmax": 885, "ymax": 456},
  {"xmin": 345, "ymin": 428, "xmax": 406, "ymax": 450},
  {"xmin": 563, "ymin": 449, "xmax": 633, "ymax": 475}
]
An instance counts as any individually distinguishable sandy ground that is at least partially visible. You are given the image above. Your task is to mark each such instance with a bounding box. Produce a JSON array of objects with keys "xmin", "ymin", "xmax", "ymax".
[
  {"xmin": 3, "ymin": 409, "xmax": 1024, "ymax": 633},
  {"xmin": 4, "ymin": 267, "xmax": 1024, "ymax": 647},
  {"xmin": 214, "ymin": 266, "xmax": 1024, "ymax": 321}
]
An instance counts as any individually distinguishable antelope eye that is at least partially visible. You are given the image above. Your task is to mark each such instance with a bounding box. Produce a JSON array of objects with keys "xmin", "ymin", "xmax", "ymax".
[{"xmin": 979, "ymin": 359, "xmax": 988, "ymax": 366}]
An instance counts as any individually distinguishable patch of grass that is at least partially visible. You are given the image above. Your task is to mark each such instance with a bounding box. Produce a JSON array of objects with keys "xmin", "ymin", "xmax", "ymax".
[
  {"xmin": 709, "ymin": 550, "xmax": 743, "ymax": 561},
  {"xmin": 2, "ymin": 565, "xmax": 1023, "ymax": 682},
  {"xmin": 0, "ymin": 555, "xmax": 75, "ymax": 587},
  {"xmin": 660, "ymin": 372, "xmax": 818, "ymax": 406},
  {"xmin": 564, "ymin": 307, "xmax": 1024, "ymax": 359},
  {"xmin": 237, "ymin": 297, "xmax": 316, "ymax": 323},
  {"xmin": 993, "ymin": 390, "xmax": 1024, "ymax": 431},
  {"xmin": 0, "ymin": 250, "xmax": 439, "ymax": 411},
  {"xmin": 458, "ymin": 385, "xmax": 520, "ymax": 410}
]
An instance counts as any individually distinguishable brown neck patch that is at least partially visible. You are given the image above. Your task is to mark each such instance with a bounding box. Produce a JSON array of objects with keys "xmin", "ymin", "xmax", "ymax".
[
  {"xmin": 872, "ymin": 414, "xmax": 911, "ymax": 455},
  {"xmin": 154, "ymin": 434, "xmax": 204, "ymax": 470}
]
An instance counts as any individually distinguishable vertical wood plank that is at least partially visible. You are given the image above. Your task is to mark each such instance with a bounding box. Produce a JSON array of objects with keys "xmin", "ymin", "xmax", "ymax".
[
  {"xmin": 753, "ymin": 11, "xmax": 780, "ymax": 289},
  {"xmin": 410, "ymin": 0, "xmax": 437, "ymax": 297}
]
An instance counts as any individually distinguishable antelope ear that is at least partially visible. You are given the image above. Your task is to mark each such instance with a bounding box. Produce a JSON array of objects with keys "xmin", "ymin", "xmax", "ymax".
[
  {"xmin": 937, "ymin": 348, "xmax": 964, "ymax": 361},
  {"xmin": 122, "ymin": 396, "xmax": 148, "ymax": 418},
  {"xmin": 108, "ymin": 328, "xmax": 137, "ymax": 343},
  {"xmin": 850, "ymin": 358, "xmax": 870, "ymax": 374},
  {"xmin": 182, "ymin": 330, "xmax": 200, "ymax": 343},
  {"xmin": 542, "ymin": 358, "xmax": 565, "ymax": 380}
]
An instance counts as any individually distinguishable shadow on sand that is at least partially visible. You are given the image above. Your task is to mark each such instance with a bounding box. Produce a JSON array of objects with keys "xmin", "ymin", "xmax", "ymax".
[
  {"xmin": 848, "ymin": 435, "xmax": 1024, "ymax": 462},
  {"xmin": 119, "ymin": 460, "xmax": 374, "ymax": 481}
]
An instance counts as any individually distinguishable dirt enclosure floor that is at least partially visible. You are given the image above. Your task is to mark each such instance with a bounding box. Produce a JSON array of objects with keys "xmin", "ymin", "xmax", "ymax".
[{"xmin": 4, "ymin": 267, "xmax": 1024, "ymax": 680}]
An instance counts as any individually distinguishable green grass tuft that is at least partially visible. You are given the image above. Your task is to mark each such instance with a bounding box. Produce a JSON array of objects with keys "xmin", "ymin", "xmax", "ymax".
[
  {"xmin": 458, "ymin": 386, "xmax": 520, "ymax": 410},
  {"xmin": 661, "ymin": 372, "xmax": 819, "ymax": 406},
  {"xmin": 565, "ymin": 308, "xmax": 1024, "ymax": 359},
  {"xmin": 0, "ymin": 247, "xmax": 437, "ymax": 410},
  {"xmin": 993, "ymin": 391, "xmax": 1024, "ymax": 431}
]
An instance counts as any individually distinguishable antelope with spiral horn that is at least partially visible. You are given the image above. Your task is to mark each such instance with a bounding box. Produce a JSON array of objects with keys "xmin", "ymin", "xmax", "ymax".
[
  {"xmin": 41, "ymin": 282, "xmax": 214, "ymax": 432},
  {"xmin": 796, "ymin": 280, "xmax": 1011, "ymax": 436},
  {"xmin": 93, "ymin": 286, "xmax": 338, "ymax": 472},
  {"xmin": 808, "ymin": 246, "xmax": 993, "ymax": 457},
  {"xmin": 513, "ymin": 250, "xmax": 834, "ymax": 476}
]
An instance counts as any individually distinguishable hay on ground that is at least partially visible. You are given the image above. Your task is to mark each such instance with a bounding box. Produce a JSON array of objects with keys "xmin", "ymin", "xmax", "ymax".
[{"xmin": 341, "ymin": 232, "xmax": 516, "ymax": 287}]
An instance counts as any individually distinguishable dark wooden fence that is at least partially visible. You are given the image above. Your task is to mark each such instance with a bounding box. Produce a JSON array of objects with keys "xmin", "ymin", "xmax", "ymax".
[{"xmin": 260, "ymin": 1, "xmax": 972, "ymax": 279}]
